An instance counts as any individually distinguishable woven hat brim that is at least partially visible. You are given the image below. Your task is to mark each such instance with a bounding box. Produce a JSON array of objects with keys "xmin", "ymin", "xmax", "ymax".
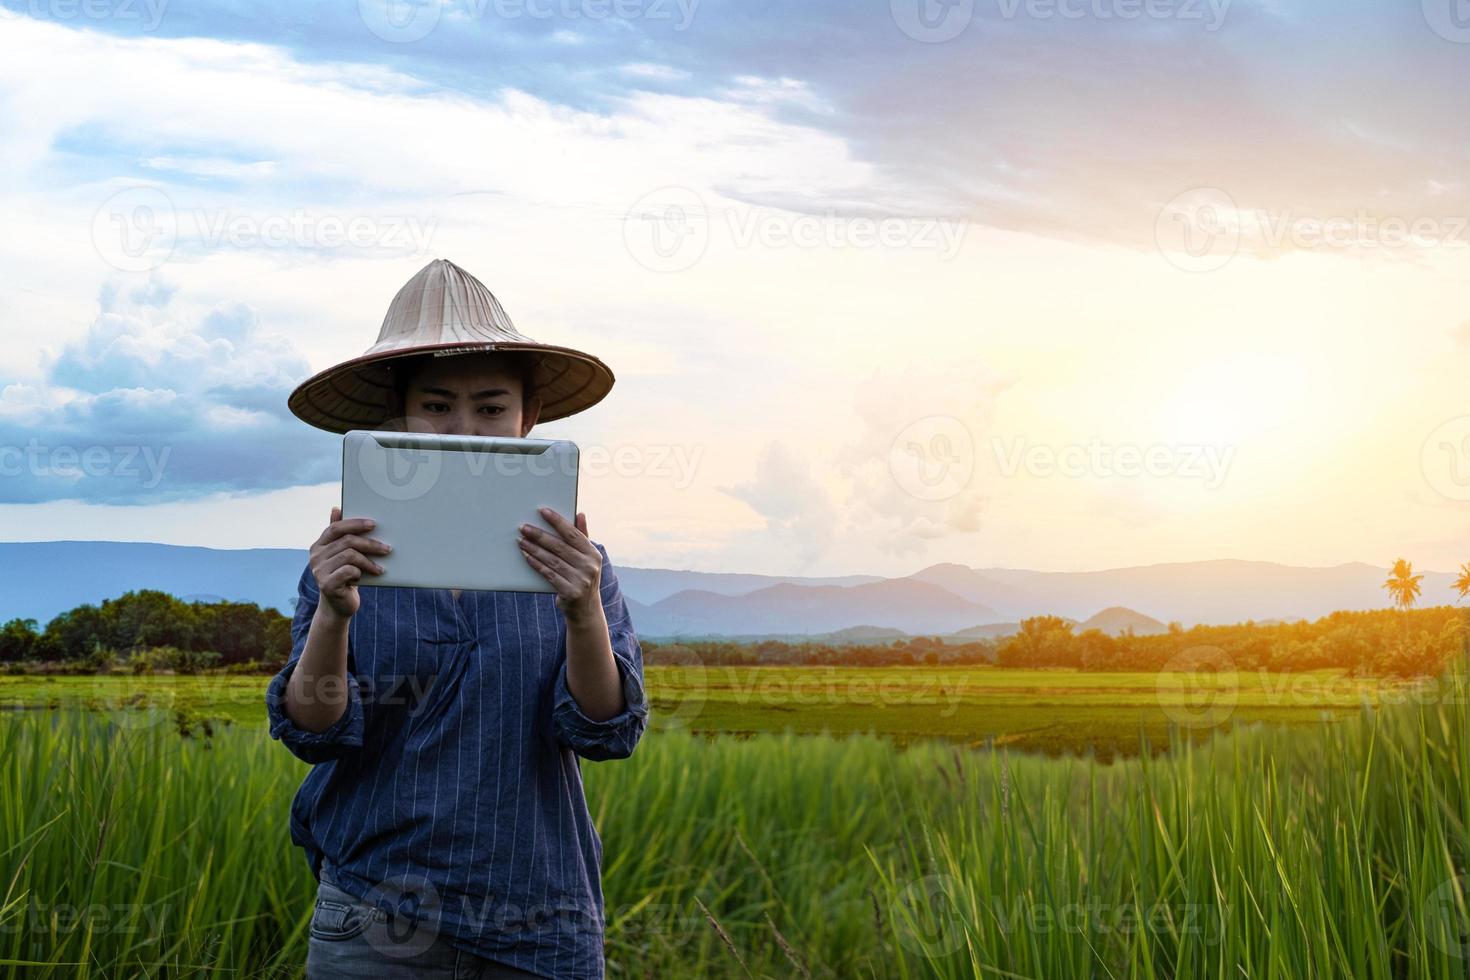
[{"xmin": 287, "ymin": 341, "xmax": 614, "ymax": 434}]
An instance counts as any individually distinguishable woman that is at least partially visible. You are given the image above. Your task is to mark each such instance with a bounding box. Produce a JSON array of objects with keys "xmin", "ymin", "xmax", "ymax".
[{"xmin": 267, "ymin": 259, "xmax": 649, "ymax": 979}]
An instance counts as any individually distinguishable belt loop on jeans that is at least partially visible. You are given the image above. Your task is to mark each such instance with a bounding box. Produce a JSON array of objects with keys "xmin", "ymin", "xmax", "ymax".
[{"xmin": 320, "ymin": 864, "xmax": 388, "ymax": 922}]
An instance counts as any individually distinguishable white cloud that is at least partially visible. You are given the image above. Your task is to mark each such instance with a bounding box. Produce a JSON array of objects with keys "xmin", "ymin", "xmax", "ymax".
[
  {"xmin": 0, "ymin": 273, "xmax": 335, "ymax": 503},
  {"xmin": 722, "ymin": 75, "xmax": 833, "ymax": 115},
  {"xmin": 620, "ymin": 62, "xmax": 690, "ymax": 81},
  {"xmin": 833, "ymin": 362, "xmax": 1010, "ymax": 558},
  {"xmin": 719, "ymin": 440, "xmax": 839, "ymax": 567},
  {"xmin": 0, "ymin": 18, "xmax": 872, "ymax": 210},
  {"xmin": 142, "ymin": 156, "xmax": 280, "ymax": 180}
]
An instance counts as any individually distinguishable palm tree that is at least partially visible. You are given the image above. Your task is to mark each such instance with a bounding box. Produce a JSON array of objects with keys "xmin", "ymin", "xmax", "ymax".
[
  {"xmin": 1381, "ymin": 558, "xmax": 1426, "ymax": 674},
  {"xmin": 1384, "ymin": 558, "xmax": 1424, "ymax": 611},
  {"xmin": 1454, "ymin": 562, "xmax": 1470, "ymax": 603}
]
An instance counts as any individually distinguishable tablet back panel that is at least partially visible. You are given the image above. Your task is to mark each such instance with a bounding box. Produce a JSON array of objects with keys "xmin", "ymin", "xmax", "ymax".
[{"xmin": 340, "ymin": 430, "xmax": 579, "ymax": 593}]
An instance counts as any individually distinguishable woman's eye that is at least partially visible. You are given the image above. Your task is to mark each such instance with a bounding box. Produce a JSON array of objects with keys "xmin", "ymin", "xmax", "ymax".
[
  {"xmin": 480, "ymin": 406, "xmax": 505, "ymax": 416},
  {"xmin": 423, "ymin": 402, "xmax": 448, "ymax": 413}
]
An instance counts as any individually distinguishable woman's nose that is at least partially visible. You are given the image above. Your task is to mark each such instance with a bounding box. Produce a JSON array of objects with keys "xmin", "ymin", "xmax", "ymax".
[{"xmin": 443, "ymin": 410, "xmax": 478, "ymax": 436}]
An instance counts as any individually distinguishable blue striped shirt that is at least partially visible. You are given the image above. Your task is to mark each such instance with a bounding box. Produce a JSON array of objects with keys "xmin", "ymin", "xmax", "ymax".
[{"xmin": 265, "ymin": 541, "xmax": 649, "ymax": 979}]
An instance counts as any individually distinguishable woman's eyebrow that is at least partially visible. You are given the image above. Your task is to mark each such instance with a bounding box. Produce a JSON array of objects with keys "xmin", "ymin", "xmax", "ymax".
[{"xmin": 417, "ymin": 385, "xmax": 511, "ymax": 399}]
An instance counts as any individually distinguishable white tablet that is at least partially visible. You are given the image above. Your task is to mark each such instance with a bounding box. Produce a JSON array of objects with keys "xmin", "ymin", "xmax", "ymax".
[{"xmin": 340, "ymin": 429, "xmax": 580, "ymax": 594}]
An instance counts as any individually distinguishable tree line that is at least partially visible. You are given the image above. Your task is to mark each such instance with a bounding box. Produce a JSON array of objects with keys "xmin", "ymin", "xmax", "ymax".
[
  {"xmin": 5, "ymin": 559, "xmax": 1468, "ymax": 678},
  {"xmin": 645, "ymin": 605, "xmax": 1470, "ymax": 678},
  {"xmin": 0, "ymin": 590, "xmax": 292, "ymax": 673},
  {"xmin": 643, "ymin": 557, "xmax": 1470, "ymax": 678}
]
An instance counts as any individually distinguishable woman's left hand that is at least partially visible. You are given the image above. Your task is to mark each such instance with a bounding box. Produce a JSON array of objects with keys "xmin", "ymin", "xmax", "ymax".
[{"xmin": 519, "ymin": 508, "xmax": 603, "ymax": 625}]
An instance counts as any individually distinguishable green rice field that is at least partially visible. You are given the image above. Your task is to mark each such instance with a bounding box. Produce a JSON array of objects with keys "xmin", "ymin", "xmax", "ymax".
[
  {"xmin": 2, "ymin": 667, "xmax": 1468, "ymax": 977},
  {"xmin": 0, "ymin": 665, "xmax": 1435, "ymax": 757}
]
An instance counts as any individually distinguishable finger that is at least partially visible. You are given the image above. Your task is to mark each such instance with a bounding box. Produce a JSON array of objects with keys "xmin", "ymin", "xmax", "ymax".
[
  {"xmin": 519, "ymin": 523, "xmax": 585, "ymax": 567},
  {"xmin": 520, "ymin": 545, "xmax": 573, "ymax": 594},
  {"xmin": 520, "ymin": 539, "xmax": 595, "ymax": 598},
  {"xmin": 325, "ymin": 548, "xmax": 384, "ymax": 577},
  {"xmin": 538, "ymin": 507, "xmax": 591, "ymax": 549},
  {"xmin": 342, "ymin": 548, "xmax": 385, "ymax": 575},
  {"xmin": 518, "ymin": 536, "xmax": 578, "ymax": 579},
  {"xmin": 575, "ymin": 512, "xmax": 588, "ymax": 536},
  {"xmin": 324, "ymin": 564, "xmax": 362, "ymax": 591},
  {"xmin": 530, "ymin": 507, "xmax": 597, "ymax": 562},
  {"xmin": 320, "ymin": 535, "xmax": 390, "ymax": 568},
  {"xmin": 315, "ymin": 512, "xmax": 338, "ymax": 547},
  {"xmin": 321, "ymin": 517, "xmax": 377, "ymax": 546},
  {"xmin": 334, "ymin": 534, "xmax": 393, "ymax": 556},
  {"xmin": 522, "ymin": 527, "xmax": 601, "ymax": 587}
]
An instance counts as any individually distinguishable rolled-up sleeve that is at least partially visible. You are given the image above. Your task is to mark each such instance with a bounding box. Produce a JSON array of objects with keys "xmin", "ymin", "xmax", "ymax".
[
  {"xmin": 552, "ymin": 543, "xmax": 650, "ymax": 762},
  {"xmin": 265, "ymin": 562, "xmax": 367, "ymax": 765}
]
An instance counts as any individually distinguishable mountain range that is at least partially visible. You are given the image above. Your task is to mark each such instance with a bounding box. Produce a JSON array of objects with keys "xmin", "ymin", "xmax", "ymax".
[{"xmin": 0, "ymin": 541, "xmax": 1455, "ymax": 640}]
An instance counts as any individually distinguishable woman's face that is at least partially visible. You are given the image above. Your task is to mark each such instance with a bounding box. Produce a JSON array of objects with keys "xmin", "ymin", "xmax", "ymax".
[{"xmin": 400, "ymin": 355, "xmax": 541, "ymax": 438}]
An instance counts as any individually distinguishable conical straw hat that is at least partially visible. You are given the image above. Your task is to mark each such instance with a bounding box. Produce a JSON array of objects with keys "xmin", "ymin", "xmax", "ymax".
[{"xmin": 287, "ymin": 258, "xmax": 614, "ymax": 433}]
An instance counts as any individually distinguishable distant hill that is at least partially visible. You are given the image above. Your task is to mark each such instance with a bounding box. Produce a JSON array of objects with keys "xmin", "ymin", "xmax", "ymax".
[
  {"xmin": 0, "ymin": 541, "xmax": 1453, "ymax": 638},
  {"xmin": 950, "ymin": 622, "xmax": 1023, "ymax": 640},
  {"xmin": 1077, "ymin": 606, "xmax": 1168, "ymax": 636},
  {"xmin": 614, "ymin": 566, "xmax": 883, "ymax": 605},
  {"xmin": 633, "ymin": 578, "xmax": 1000, "ymax": 637},
  {"xmin": 0, "ymin": 541, "xmax": 306, "ymax": 623},
  {"xmin": 644, "ymin": 624, "xmax": 911, "ymax": 646},
  {"xmin": 823, "ymin": 625, "xmax": 910, "ymax": 643},
  {"xmin": 903, "ymin": 559, "xmax": 1451, "ymax": 626}
]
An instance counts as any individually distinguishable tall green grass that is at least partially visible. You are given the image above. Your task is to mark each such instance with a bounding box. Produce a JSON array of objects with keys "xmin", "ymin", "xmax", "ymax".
[
  {"xmin": 0, "ymin": 709, "xmax": 309, "ymax": 977},
  {"xmin": 868, "ymin": 676, "xmax": 1470, "ymax": 979},
  {"xmin": 2, "ymin": 675, "xmax": 1469, "ymax": 978}
]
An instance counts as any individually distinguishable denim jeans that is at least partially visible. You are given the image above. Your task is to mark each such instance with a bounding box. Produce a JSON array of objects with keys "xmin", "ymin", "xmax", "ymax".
[{"xmin": 305, "ymin": 869, "xmax": 544, "ymax": 979}]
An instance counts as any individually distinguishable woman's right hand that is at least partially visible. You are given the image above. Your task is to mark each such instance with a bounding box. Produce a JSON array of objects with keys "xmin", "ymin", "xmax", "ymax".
[{"xmin": 310, "ymin": 506, "xmax": 393, "ymax": 621}]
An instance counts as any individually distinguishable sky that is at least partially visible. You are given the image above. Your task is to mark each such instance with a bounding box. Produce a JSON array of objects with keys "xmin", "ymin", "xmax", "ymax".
[{"xmin": 0, "ymin": 0, "xmax": 1468, "ymax": 577}]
